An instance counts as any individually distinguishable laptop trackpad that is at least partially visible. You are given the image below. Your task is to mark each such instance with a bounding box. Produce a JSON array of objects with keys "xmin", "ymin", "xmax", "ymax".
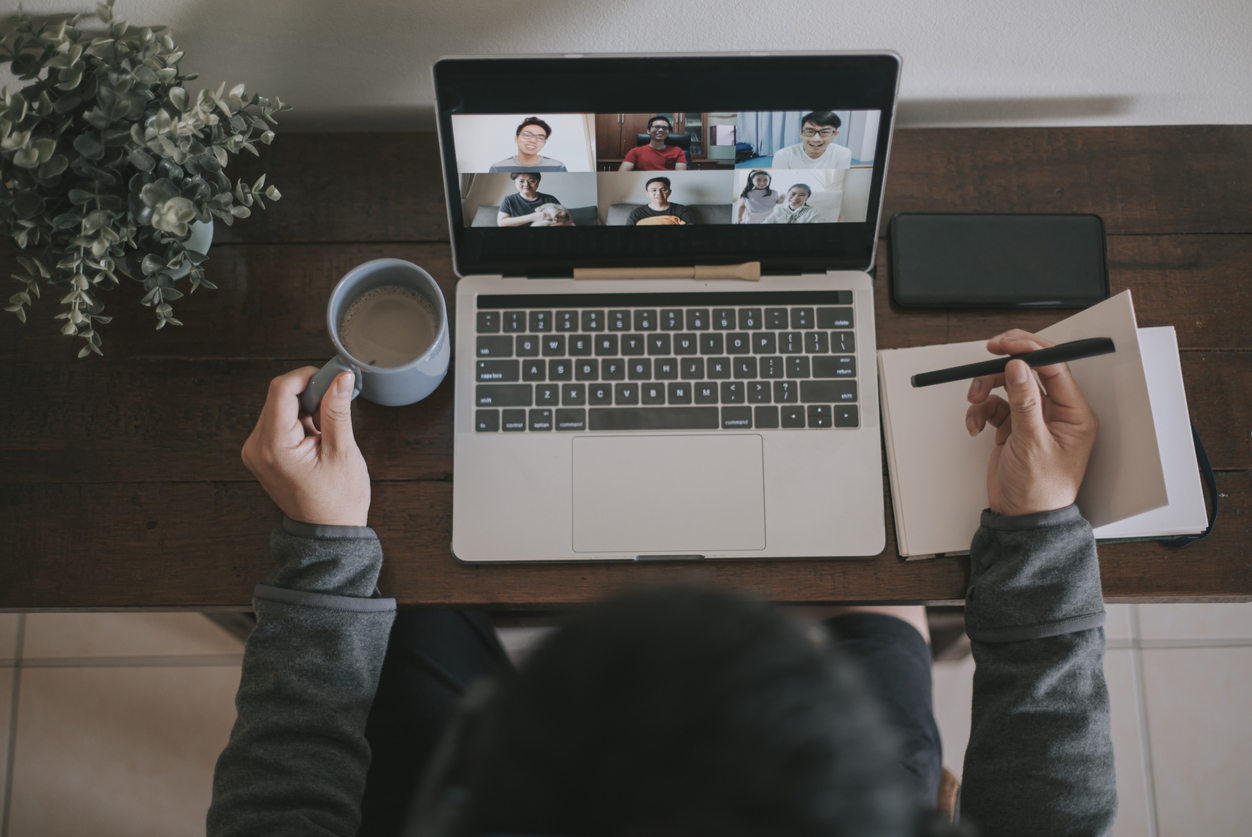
[{"xmin": 572, "ymin": 435, "xmax": 766, "ymax": 554}]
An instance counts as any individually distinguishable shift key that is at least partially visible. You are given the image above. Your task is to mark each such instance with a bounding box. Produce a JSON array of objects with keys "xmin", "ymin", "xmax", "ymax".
[
  {"xmin": 800, "ymin": 380, "xmax": 857, "ymax": 403},
  {"xmin": 476, "ymin": 384, "xmax": 532, "ymax": 407}
]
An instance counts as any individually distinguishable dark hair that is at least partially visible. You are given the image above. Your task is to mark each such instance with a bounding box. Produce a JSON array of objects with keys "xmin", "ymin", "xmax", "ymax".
[
  {"xmin": 648, "ymin": 115, "xmax": 674, "ymax": 130},
  {"xmin": 508, "ymin": 171, "xmax": 541, "ymax": 184},
  {"xmin": 645, "ymin": 176, "xmax": 672, "ymax": 192},
  {"xmin": 800, "ymin": 111, "xmax": 842, "ymax": 131},
  {"xmin": 740, "ymin": 169, "xmax": 774, "ymax": 200},
  {"xmin": 453, "ymin": 585, "xmax": 911, "ymax": 837},
  {"xmin": 515, "ymin": 117, "xmax": 552, "ymax": 138},
  {"xmin": 789, "ymin": 183, "xmax": 813, "ymax": 198}
]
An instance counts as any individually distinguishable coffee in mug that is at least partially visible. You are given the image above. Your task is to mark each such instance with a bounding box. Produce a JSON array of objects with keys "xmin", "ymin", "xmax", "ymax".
[{"xmin": 339, "ymin": 285, "xmax": 439, "ymax": 368}]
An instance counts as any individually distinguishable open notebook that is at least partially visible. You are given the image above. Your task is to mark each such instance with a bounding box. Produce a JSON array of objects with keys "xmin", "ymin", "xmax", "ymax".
[{"xmin": 878, "ymin": 291, "xmax": 1208, "ymax": 558}]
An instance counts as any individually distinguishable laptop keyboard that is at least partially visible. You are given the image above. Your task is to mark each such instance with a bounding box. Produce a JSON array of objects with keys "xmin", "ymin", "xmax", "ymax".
[{"xmin": 472, "ymin": 291, "xmax": 858, "ymax": 433}]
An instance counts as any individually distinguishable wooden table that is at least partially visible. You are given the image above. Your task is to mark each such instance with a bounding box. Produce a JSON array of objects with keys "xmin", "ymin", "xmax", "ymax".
[{"xmin": 3, "ymin": 127, "xmax": 1249, "ymax": 610}]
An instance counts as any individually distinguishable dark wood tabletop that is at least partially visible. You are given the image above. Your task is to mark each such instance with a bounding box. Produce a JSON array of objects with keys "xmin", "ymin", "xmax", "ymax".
[{"xmin": 2, "ymin": 127, "xmax": 1249, "ymax": 610}]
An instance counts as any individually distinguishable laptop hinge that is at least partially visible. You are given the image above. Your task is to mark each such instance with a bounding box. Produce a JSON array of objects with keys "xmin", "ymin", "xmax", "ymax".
[{"xmin": 573, "ymin": 262, "xmax": 760, "ymax": 281}]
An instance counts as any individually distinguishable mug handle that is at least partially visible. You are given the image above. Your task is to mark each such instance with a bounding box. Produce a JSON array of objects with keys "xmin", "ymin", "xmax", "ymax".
[{"xmin": 298, "ymin": 355, "xmax": 364, "ymax": 417}]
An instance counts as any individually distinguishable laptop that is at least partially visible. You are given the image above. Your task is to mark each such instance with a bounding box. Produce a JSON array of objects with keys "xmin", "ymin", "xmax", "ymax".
[{"xmin": 434, "ymin": 52, "xmax": 901, "ymax": 563}]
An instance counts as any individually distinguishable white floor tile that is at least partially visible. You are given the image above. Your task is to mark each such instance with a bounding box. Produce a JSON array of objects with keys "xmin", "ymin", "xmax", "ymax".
[
  {"xmin": 8, "ymin": 665, "xmax": 240, "ymax": 837},
  {"xmin": 0, "ymin": 614, "xmax": 20, "ymax": 660},
  {"xmin": 1141, "ymin": 646, "xmax": 1252, "ymax": 836},
  {"xmin": 1103, "ymin": 650, "xmax": 1154, "ymax": 837},
  {"xmin": 931, "ymin": 654, "xmax": 975, "ymax": 775},
  {"xmin": 1136, "ymin": 603, "xmax": 1252, "ymax": 641},
  {"xmin": 1104, "ymin": 604, "xmax": 1135, "ymax": 641},
  {"xmin": 22, "ymin": 613, "xmax": 244, "ymax": 659}
]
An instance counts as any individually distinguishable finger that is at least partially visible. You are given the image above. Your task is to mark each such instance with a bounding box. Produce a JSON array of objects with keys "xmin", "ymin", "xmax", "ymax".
[
  {"xmin": 966, "ymin": 394, "xmax": 1010, "ymax": 437},
  {"xmin": 262, "ymin": 367, "xmax": 321, "ymax": 436},
  {"xmin": 1003, "ymin": 359, "xmax": 1049, "ymax": 443},
  {"xmin": 317, "ymin": 372, "xmax": 357, "ymax": 456},
  {"xmin": 985, "ymin": 329, "xmax": 1056, "ymax": 356}
]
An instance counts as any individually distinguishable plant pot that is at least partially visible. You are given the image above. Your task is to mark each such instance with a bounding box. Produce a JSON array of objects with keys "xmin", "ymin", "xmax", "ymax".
[{"xmin": 168, "ymin": 219, "xmax": 214, "ymax": 280}]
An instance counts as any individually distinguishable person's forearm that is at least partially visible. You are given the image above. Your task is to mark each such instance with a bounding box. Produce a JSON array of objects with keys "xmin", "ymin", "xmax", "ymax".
[
  {"xmin": 498, "ymin": 212, "xmax": 537, "ymax": 227},
  {"xmin": 960, "ymin": 506, "xmax": 1116, "ymax": 837}
]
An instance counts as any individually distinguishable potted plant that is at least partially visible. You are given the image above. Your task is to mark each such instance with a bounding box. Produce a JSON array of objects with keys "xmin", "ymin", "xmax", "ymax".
[{"xmin": 0, "ymin": 0, "xmax": 290, "ymax": 356}]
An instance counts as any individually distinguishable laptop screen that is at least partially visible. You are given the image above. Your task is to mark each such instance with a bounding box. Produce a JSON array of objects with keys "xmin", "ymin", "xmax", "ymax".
[{"xmin": 434, "ymin": 54, "xmax": 900, "ymax": 278}]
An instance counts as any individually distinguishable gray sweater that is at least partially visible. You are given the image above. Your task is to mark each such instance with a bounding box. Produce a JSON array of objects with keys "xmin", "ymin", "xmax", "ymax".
[{"xmin": 208, "ymin": 506, "xmax": 1116, "ymax": 836}]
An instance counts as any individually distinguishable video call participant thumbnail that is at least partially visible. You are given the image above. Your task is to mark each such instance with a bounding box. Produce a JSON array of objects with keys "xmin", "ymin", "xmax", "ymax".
[
  {"xmin": 619, "ymin": 116, "xmax": 689, "ymax": 172},
  {"xmin": 627, "ymin": 177, "xmax": 694, "ymax": 225},
  {"xmin": 737, "ymin": 170, "xmax": 784, "ymax": 224},
  {"xmin": 488, "ymin": 117, "xmax": 568, "ymax": 173},
  {"xmin": 497, "ymin": 172, "xmax": 563, "ymax": 227},
  {"xmin": 762, "ymin": 184, "xmax": 818, "ymax": 224},
  {"xmin": 771, "ymin": 111, "xmax": 853, "ymax": 170}
]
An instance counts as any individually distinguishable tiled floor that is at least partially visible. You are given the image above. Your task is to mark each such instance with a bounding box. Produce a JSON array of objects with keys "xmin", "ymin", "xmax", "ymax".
[{"xmin": 1, "ymin": 605, "xmax": 1249, "ymax": 835}]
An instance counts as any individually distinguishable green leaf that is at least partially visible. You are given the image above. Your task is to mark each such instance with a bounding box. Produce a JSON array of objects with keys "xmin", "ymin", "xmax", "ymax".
[
  {"xmin": 68, "ymin": 189, "xmax": 95, "ymax": 205},
  {"xmin": 141, "ymin": 254, "xmax": 164, "ymax": 276},
  {"xmin": 39, "ymin": 155, "xmax": 69, "ymax": 178},
  {"xmin": 169, "ymin": 87, "xmax": 187, "ymax": 112},
  {"xmin": 78, "ymin": 344, "xmax": 91, "ymax": 358},
  {"xmin": 72, "ymin": 133, "xmax": 105, "ymax": 160},
  {"xmin": 161, "ymin": 287, "xmax": 183, "ymax": 300},
  {"xmin": 82, "ymin": 209, "xmax": 109, "ymax": 234},
  {"xmin": 230, "ymin": 205, "xmax": 251, "ymax": 219},
  {"xmin": 128, "ymin": 147, "xmax": 155, "ymax": 171},
  {"xmin": 13, "ymin": 146, "xmax": 40, "ymax": 167}
]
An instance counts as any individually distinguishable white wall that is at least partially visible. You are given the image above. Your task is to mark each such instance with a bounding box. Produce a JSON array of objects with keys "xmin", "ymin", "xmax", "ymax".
[{"xmin": 6, "ymin": 0, "xmax": 1249, "ymax": 129}]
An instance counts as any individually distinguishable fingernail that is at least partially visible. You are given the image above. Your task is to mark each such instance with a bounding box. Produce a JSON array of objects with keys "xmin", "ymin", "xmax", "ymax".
[
  {"xmin": 966, "ymin": 416, "xmax": 977, "ymax": 436},
  {"xmin": 1007, "ymin": 360, "xmax": 1028, "ymax": 384},
  {"xmin": 968, "ymin": 378, "xmax": 982, "ymax": 397},
  {"xmin": 337, "ymin": 372, "xmax": 354, "ymax": 395}
]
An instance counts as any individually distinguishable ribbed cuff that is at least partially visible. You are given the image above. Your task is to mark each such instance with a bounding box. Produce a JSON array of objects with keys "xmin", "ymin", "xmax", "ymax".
[
  {"xmin": 980, "ymin": 504, "xmax": 1081, "ymax": 531},
  {"xmin": 282, "ymin": 515, "xmax": 376, "ymax": 541}
]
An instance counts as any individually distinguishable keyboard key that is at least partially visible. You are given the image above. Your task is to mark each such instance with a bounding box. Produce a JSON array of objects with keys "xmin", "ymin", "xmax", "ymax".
[
  {"xmin": 780, "ymin": 405, "xmax": 806, "ymax": 428},
  {"xmin": 694, "ymin": 383, "xmax": 718, "ymax": 404},
  {"xmin": 816, "ymin": 307, "xmax": 854, "ymax": 329},
  {"xmin": 699, "ymin": 333, "xmax": 724, "ymax": 355},
  {"xmin": 680, "ymin": 358, "xmax": 705, "ymax": 379},
  {"xmin": 835, "ymin": 404, "xmax": 859, "ymax": 428},
  {"xmin": 529, "ymin": 310, "xmax": 551, "ymax": 332},
  {"xmin": 804, "ymin": 331, "xmax": 829, "ymax": 354},
  {"xmin": 722, "ymin": 406, "xmax": 752, "ymax": 429},
  {"xmin": 686, "ymin": 308, "xmax": 709, "ymax": 330},
  {"xmin": 535, "ymin": 384, "xmax": 559, "ymax": 406},
  {"xmin": 654, "ymin": 358, "xmax": 678, "ymax": 380},
  {"xmin": 660, "ymin": 309, "xmax": 683, "ymax": 330},
  {"xmin": 515, "ymin": 335, "xmax": 539, "ymax": 357},
  {"xmin": 528, "ymin": 409, "xmax": 553, "ymax": 431},
  {"xmin": 477, "ymin": 311, "xmax": 500, "ymax": 333},
  {"xmin": 765, "ymin": 308, "xmax": 789, "ymax": 329},
  {"xmin": 588, "ymin": 384, "xmax": 613, "ymax": 406},
  {"xmin": 733, "ymin": 357, "xmax": 758, "ymax": 379},
  {"xmin": 800, "ymin": 380, "xmax": 858, "ymax": 403},
  {"xmin": 673, "ymin": 334, "xmax": 698, "ymax": 355},
  {"xmin": 542, "ymin": 335, "xmax": 566, "ymax": 357},
  {"xmin": 813, "ymin": 356, "xmax": 856, "ymax": 378},
  {"xmin": 713, "ymin": 308, "xmax": 736, "ymax": 330},
  {"xmin": 581, "ymin": 310, "xmax": 604, "ymax": 332},
  {"xmin": 633, "ymin": 309, "xmax": 657, "ymax": 331},
  {"xmin": 779, "ymin": 331, "xmax": 803, "ymax": 354},
  {"xmin": 787, "ymin": 356, "xmax": 811, "ymax": 378},
  {"xmin": 621, "ymin": 335, "xmax": 645, "ymax": 356},
  {"xmin": 476, "ymin": 384, "xmax": 531, "ymax": 407},
  {"xmin": 807, "ymin": 404, "xmax": 832, "ymax": 428},
  {"xmin": 627, "ymin": 359, "xmax": 652, "ymax": 380},
  {"xmin": 773, "ymin": 380, "xmax": 797, "ymax": 403},
  {"xmin": 522, "ymin": 360, "xmax": 545, "ymax": 381},
  {"xmin": 568, "ymin": 335, "xmax": 593, "ymax": 356},
  {"xmin": 503, "ymin": 311, "xmax": 526, "ymax": 333},
  {"xmin": 667, "ymin": 382, "xmax": 692, "ymax": 404},
  {"xmin": 647, "ymin": 334, "xmax": 671, "ymax": 355},
  {"xmin": 726, "ymin": 333, "xmax": 750, "ymax": 355},
  {"xmin": 477, "ymin": 360, "xmax": 519, "ymax": 382},
  {"xmin": 595, "ymin": 334, "xmax": 619, "ymax": 356},
  {"xmin": 720, "ymin": 381, "xmax": 745, "ymax": 404},
  {"xmin": 502, "ymin": 409, "xmax": 526, "ymax": 432},
  {"xmin": 738, "ymin": 308, "xmax": 762, "ymax": 330},
  {"xmin": 548, "ymin": 359, "xmax": 573, "ymax": 381},
  {"xmin": 574, "ymin": 359, "xmax": 598, "ymax": 381},
  {"xmin": 831, "ymin": 331, "xmax": 855, "ymax": 353},
  {"xmin": 753, "ymin": 332, "xmax": 777, "ymax": 354},
  {"xmin": 759, "ymin": 356, "xmax": 785, "ymax": 379},
  {"xmin": 614, "ymin": 383, "xmax": 639, "ymax": 405},
  {"xmin": 602, "ymin": 359, "xmax": 626, "ymax": 381},
  {"xmin": 475, "ymin": 409, "xmax": 499, "ymax": 432},
  {"xmin": 641, "ymin": 383, "xmax": 666, "ymax": 405},
  {"xmin": 589, "ymin": 407, "xmax": 720, "ymax": 431},
  {"xmin": 556, "ymin": 408, "xmax": 586, "ymax": 431},
  {"xmin": 707, "ymin": 357, "xmax": 731, "ymax": 379},
  {"xmin": 790, "ymin": 307, "xmax": 814, "ymax": 329},
  {"xmin": 608, "ymin": 309, "xmax": 631, "ymax": 331},
  {"xmin": 755, "ymin": 405, "xmax": 780, "ymax": 429},
  {"xmin": 476, "ymin": 335, "xmax": 513, "ymax": 358},
  {"xmin": 556, "ymin": 311, "xmax": 579, "ymax": 332},
  {"xmin": 562, "ymin": 384, "xmax": 586, "ymax": 406},
  {"xmin": 748, "ymin": 381, "xmax": 771, "ymax": 403}
]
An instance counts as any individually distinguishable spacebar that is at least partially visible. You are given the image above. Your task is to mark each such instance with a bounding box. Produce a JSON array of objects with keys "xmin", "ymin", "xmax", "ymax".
[{"xmin": 588, "ymin": 407, "xmax": 720, "ymax": 431}]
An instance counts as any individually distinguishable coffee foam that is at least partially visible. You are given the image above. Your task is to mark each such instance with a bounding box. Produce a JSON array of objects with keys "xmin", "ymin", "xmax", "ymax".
[{"xmin": 339, "ymin": 285, "xmax": 438, "ymax": 368}]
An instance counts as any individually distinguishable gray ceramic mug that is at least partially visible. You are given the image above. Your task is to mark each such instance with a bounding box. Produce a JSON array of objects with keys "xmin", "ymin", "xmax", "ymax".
[{"xmin": 298, "ymin": 259, "xmax": 450, "ymax": 417}]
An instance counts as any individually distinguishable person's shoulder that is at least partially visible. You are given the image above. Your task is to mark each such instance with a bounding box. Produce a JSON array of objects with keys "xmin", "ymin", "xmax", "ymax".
[
  {"xmin": 623, "ymin": 146, "xmax": 642, "ymax": 161},
  {"xmin": 830, "ymin": 144, "xmax": 853, "ymax": 164},
  {"xmin": 772, "ymin": 144, "xmax": 799, "ymax": 163},
  {"xmin": 541, "ymin": 157, "xmax": 567, "ymax": 170},
  {"xmin": 666, "ymin": 145, "xmax": 685, "ymax": 158}
]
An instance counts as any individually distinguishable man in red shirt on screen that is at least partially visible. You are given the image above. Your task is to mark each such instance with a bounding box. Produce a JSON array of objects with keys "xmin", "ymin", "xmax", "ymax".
[{"xmin": 619, "ymin": 116, "xmax": 689, "ymax": 171}]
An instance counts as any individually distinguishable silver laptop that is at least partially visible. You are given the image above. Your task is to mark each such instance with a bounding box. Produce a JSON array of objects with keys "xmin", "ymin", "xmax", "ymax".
[{"xmin": 434, "ymin": 52, "xmax": 900, "ymax": 562}]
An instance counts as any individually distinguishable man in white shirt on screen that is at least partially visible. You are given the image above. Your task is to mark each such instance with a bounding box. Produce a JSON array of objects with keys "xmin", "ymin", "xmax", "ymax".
[{"xmin": 770, "ymin": 111, "xmax": 854, "ymax": 170}]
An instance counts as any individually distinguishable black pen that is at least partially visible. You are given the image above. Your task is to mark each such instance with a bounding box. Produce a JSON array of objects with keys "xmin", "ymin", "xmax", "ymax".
[{"xmin": 911, "ymin": 337, "xmax": 1116, "ymax": 388}]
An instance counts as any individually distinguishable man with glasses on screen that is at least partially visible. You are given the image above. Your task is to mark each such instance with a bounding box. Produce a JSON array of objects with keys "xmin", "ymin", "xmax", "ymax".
[
  {"xmin": 619, "ymin": 116, "xmax": 689, "ymax": 171},
  {"xmin": 770, "ymin": 111, "xmax": 853, "ymax": 170},
  {"xmin": 488, "ymin": 117, "xmax": 568, "ymax": 172}
]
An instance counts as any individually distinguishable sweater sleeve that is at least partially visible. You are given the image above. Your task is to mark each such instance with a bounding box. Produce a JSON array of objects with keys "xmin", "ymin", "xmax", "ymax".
[
  {"xmin": 959, "ymin": 505, "xmax": 1118, "ymax": 837},
  {"xmin": 207, "ymin": 517, "xmax": 397, "ymax": 837}
]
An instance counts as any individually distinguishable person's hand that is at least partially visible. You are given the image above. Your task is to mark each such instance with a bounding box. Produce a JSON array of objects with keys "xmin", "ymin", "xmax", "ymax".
[
  {"xmin": 965, "ymin": 330, "xmax": 1099, "ymax": 517},
  {"xmin": 241, "ymin": 368, "xmax": 371, "ymax": 527}
]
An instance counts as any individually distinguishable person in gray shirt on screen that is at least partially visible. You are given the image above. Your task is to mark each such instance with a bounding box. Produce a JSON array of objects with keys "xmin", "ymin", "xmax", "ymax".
[
  {"xmin": 497, "ymin": 172, "xmax": 562, "ymax": 227},
  {"xmin": 762, "ymin": 183, "xmax": 819, "ymax": 223},
  {"xmin": 487, "ymin": 117, "xmax": 568, "ymax": 173},
  {"xmin": 626, "ymin": 176, "xmax": 694, "ymax": 225}
]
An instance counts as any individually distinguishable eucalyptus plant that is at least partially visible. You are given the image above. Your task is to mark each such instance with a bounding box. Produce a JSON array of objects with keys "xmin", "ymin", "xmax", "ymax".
[{"xmin": 0, "ymin": 0, "xmax": 291, "ymax": 356}]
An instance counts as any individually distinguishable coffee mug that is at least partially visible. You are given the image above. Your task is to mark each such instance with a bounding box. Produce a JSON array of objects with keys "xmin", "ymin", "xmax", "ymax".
[{"xmin": 298, "ymin": 259, "xmax": 450, "ymax": 417}]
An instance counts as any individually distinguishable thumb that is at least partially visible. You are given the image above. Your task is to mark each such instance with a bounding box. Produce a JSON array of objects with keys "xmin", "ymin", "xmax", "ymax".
[
  {"xmin": 318, "ymin": 371, "xmax": 357, "ymax": 453},
  {"xmin": 1004, "ymin": 359, "xmax": 1049, "ymax": 442}
]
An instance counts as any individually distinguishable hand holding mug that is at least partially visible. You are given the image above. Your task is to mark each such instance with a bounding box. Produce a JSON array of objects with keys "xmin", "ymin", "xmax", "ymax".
[
  {"xmin": 965, "ymin": 329, "xmax": 1099, "ymax": 517},
  {"xmin": 242, "ymin": 367, "xmax": 371, "ymax": 527}
]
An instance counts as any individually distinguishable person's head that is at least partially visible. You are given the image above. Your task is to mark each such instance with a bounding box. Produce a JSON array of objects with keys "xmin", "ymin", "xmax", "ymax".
[
  {"xmin": 514, "ymin": 117, "xmax": 552, "ymax": 157},
  {"xmin": 411, "ymin": 585, "xmax": 911, "ymax": 836},
  {"xmin": 798, "ymin": 111, "xmax": 842, "ymax": 154},
  {"xmin": 645, "ymin": 176, "xmax": 672, "ymax": 204},
  {"xmin": 509, "ymin": 171, "xmax": 541, "ymax": 194},
  {"xmin": 741, "ymin": 169, "xmax": 773, "ymax": 199},
  {"xmin": 647, "ymin": 115, "xmax": 674, "ymax": 141},
  {"xmin": 786, "ymin": 183, "xmax": 812, "ymax": 208}
]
